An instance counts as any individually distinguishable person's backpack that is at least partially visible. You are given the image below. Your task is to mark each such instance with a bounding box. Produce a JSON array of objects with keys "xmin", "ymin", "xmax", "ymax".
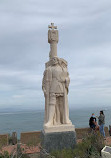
[
  {"xmin": 89, "ymin": 117, "xmax": 92, "ymax": 126},
  {"xmin": 89, "ymin": 117, "xmax": 94, "ymax": 127},
  {"xmin": 89, "ymin": 116, "xmax": 96, "ymax": 127}
]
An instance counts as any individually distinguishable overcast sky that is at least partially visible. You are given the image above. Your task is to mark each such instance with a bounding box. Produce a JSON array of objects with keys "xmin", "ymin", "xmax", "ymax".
[{"xmin": 0, "ymin": 0, "xmax": 111, "ymax": 110}]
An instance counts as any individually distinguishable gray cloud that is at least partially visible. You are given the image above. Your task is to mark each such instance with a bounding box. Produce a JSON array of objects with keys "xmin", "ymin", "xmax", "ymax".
[{"xmin": 0, "ymin": 0, "xmax": 111, "ymax": 109}]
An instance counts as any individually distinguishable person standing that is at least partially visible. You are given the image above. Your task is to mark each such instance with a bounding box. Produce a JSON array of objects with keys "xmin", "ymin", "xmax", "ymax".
[{"xmin": 98, "ymin": 111, "xmax": 105, "ymax": 137}]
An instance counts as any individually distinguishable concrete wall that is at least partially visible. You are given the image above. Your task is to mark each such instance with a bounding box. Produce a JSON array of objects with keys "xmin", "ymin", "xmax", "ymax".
[
  {"xmin": 0, "ymin": 134, "xmax": 8, "ymax": 147},
  {"xmin": 20, "ymin": 127, "xmax": 109, "ymax": 145},
  {"xmin": 75, "ymin": 127, "xmax": 109, "ymax": 139},
  {"xmin": 0, "ymin": 127, "xmax": 109, "ymax": 147},
  {"xmin": 20, "ymin": 131, "xmax": 41, "ymax": 146}
]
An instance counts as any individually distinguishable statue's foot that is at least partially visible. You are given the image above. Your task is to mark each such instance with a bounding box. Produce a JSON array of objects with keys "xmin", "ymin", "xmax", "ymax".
[
  {"xmin": 54, "ymin": 122, "xmax": 62, "ymax": 126},
  {"xmin": 66, "ymin": 119, "xmax": 72, "ymax": 125},
  {"xmin": 44, "ymin": 122, "xmax": 52, "ymax": 127}
]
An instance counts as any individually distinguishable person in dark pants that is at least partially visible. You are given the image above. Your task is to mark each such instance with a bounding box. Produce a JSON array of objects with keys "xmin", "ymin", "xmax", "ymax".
[{"xmin": 89, "ymin": 113, "xmax": 97, "ymax": 130}]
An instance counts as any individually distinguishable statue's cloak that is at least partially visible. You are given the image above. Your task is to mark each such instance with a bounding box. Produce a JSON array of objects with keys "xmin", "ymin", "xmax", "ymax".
[{"xmin": 42, "ymin": 58, "xmax": 71, "ymax": 125}]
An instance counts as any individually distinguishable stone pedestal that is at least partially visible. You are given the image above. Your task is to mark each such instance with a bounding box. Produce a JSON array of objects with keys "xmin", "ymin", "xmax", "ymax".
[{"xmin": 41, "ymin": 125, "xmax": 76, "ymax": 152}]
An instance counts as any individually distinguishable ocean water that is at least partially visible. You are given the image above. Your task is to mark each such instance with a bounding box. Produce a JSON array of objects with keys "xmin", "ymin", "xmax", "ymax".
[{"xmin": 0, "ymin": 106, "xmax": 111, "ymax": 138}]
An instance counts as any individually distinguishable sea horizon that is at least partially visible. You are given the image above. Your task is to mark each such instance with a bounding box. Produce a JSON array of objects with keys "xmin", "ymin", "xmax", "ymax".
[{"xmin": 0, "ymin": 105, "xmax": 111, "ymax": 138}]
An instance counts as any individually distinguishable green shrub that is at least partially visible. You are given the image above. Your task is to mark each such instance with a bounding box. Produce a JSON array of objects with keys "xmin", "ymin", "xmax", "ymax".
[
  {"xmin": 51, "ymin": 148, "xmax": 73, "ymax": 158},
  {"xmin": 0, "ymin": 151, "xmax": 10, "ymax": 158},
  {"xmin": 73, "ymin": 132, "xmax": 104, "ymax": 158},
  {"xmin": 51, "ymin": 132, "xmax": 105, "ymax": 158}
]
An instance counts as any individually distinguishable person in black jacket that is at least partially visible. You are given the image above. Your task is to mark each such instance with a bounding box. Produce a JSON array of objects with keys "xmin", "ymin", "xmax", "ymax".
[{"xmin": 89, "ymin": 113, "xmax": 97, "ymax": 130}]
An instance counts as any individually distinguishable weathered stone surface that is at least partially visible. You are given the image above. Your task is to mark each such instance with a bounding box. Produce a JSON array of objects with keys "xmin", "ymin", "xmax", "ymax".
[
  {"xmin": 41, "ymin": 130, "xmax": 76, "ymax": 152},
  {"xmin": 0, "ymin": 134, "xmax": 8, "ymax": 147},
  {"xmin": 44, "ymin": 124, "xmax": 75, "ymax": 133},
  {"xmin": 101, "ymin": 146, "xmax": 111, "ymax": 158},
  {"xmin": 104, "ymin": 146, "xmax": 111, "ymax": 154},
  {"xmin": 12, "ymin": 132, "xmax": 17, "ymax": 145},
  {"xmin": 20, "ymin": 131, "xmax": 41, "ymax": 145}
]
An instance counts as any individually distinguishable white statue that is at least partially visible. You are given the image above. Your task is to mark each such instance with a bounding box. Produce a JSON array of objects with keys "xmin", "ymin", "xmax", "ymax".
[{"xmin": 42, "ymin": 23, "xmax": 72, "ymax": 129}]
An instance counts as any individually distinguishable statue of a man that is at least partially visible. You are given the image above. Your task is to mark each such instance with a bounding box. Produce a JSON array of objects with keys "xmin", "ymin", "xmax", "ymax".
[{"xmin": 42, "ymin": 56, "xmax": 72, "ymax": 127}]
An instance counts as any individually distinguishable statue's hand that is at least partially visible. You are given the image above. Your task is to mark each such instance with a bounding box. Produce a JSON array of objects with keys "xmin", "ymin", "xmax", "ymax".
[
  {"xmin": 65, "ymin": 79, "xmax": 70, "ymax": 94},
  {"xmin": 44, "ymin": 90, "xmax": 47, "ymax": 97},
  {"xmin": 65, "ymin": 79, "xmax": 69, "ymax": 89},
  {"xmin": 66, "ymin": 87, "xmax": 69, "ymax": 94}
]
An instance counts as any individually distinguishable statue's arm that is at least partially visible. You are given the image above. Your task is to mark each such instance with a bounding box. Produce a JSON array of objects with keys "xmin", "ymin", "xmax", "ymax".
[
  {"xmin": 65, "ymin": 72, "xmax": 70, "ymax": 86},
  {"xmin": 65, "ymin": 72, "xmax": 70, "ymax": 93},
  {"xmin": 42, "ymin": 70, "xmax": 46, "ymax": 95},
  {"xmin": 42, "ymin": 67, "xmax": 52, "ymax": 96}
]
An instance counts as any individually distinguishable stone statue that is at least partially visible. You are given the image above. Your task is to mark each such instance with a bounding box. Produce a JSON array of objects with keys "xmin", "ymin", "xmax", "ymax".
[
  {"xmin": 41, "ymin": 23, "xmax": 76, "ymax": 152},
  {"xmin": 42, "ymin": 23, "xmax": 72, "ymax": 129}
]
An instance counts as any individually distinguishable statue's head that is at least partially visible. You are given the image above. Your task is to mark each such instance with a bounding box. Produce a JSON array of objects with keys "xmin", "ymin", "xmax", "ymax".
[{"xmin": 51, "ymin": 57, "xmax": 59, "ymax": 65}]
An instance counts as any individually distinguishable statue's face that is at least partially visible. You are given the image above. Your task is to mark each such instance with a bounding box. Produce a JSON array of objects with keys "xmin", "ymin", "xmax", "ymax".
[{"xmin": 52, "ymin": 57, "xmax": 58, "ymax": 65}]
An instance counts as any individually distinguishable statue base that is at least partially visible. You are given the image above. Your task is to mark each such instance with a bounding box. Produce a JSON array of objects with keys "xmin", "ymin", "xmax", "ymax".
[{"xmin": 41, "ymin": 125, "xmax": 76, "ymax": 152}]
